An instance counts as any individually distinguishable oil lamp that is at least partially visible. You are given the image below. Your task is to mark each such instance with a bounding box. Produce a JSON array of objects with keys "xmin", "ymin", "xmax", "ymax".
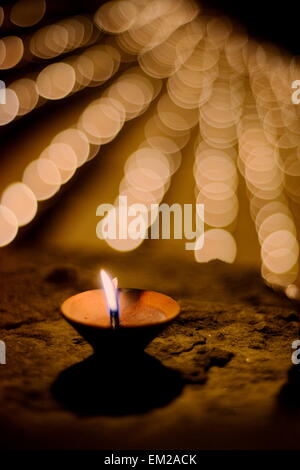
[{"xmin": 61, "ymin": 270, "xmax": 180, "ymax": 354}]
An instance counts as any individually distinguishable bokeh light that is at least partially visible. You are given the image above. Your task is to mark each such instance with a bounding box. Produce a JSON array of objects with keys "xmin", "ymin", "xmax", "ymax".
[
  {"xmin": 36, "ymin": 62, "xmax": 76, "ymax": 100},
  {"xmin": 0, "ymin": 205, "xmax": 18, "ymax": 247},
  {"xmin": 195, "ymin": 229, "xmax": 237, "ymax": 263},
  {"xmin": 1, "ymin": 183, "xmax": 37, "ymax": 227},
  {"xmin": 94, "ymin": 1, "xmax": 138, "ymax": 34},
  {"xmin": 22, "ymin": 159, "xmax": 61, "ymax": 201},
  {"xmin": 9, "ymin": 79, "xmax": 39, "ymax": 116},
  {"xmin": 0, "ymin": 36, "xmax": 24, "ymax": 70},
  {"xmin": 0, "ymin": 0, "xmax": 299, "ymax": 295},
  {"xmin": 10, "ymin": 0, "xmax": 46, "ymax": 27},
  {"xmin": 0, "ymin": 89, "xmax": 19, "ymax": 125}
]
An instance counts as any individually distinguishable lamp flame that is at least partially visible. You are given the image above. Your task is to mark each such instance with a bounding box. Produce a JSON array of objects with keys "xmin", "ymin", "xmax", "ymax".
[{"xmin": 100, "ymin": 269, "xmax": 119, "ymax": 328}]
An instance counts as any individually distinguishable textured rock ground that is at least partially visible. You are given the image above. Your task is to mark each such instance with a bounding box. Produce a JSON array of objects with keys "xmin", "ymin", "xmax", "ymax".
[{"xmin": 0, "ymin": 245, "xmax": 300, "ymax": 449}]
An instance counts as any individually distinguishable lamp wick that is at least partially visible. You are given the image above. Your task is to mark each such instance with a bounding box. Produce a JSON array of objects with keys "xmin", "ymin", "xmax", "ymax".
[{"xmin": 110, "ymin": 308, "xmax": 119, "ymax": 329}]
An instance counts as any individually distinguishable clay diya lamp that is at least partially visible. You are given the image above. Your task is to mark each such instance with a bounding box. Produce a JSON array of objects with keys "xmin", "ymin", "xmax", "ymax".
[{"xmin": 61, "ymin": 270, "xmax": 180, "ymax": 355}]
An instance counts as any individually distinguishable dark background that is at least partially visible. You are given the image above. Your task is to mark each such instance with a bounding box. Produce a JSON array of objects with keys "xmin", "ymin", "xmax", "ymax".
[
  {"xmin": 0, "ymin": 0, "xmax": 298, "ymax": 54},
  {"xmin": 201, "ymin": 0, "xmax": 298, "ymax": 54}
]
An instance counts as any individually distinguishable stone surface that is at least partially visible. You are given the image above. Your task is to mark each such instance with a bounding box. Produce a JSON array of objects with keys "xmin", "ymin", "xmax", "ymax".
[{"xmin": 0, "ymin": 245, "xmax": 299, "ymax": 449}]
